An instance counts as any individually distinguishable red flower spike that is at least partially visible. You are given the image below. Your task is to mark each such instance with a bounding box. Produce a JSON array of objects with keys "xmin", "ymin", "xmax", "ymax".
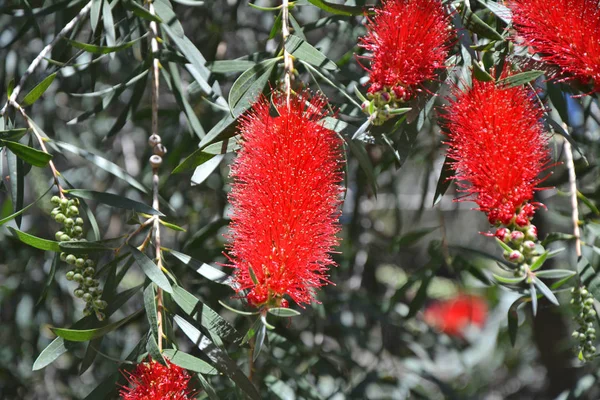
[
  {"xmin": 441, "ymin": 76, "xmax": 550, "ymax": 226},
  {"xmin": 226, "ymin": 92, "xmax": 344, "ymax": 307},
  {"xmin": 509, "ymin": 0, "xmax": 600, "ymax": 92},
  {"xmin": 359, "ymin": 0, "xmax": 454, "ymax": 98},
  {"xmin": 424, "ymin": 294, "xmax": 488, "ymax": 338},
  {"xmin": 119, "ymin": 357, "xmax": 194, "ymax": 400}
]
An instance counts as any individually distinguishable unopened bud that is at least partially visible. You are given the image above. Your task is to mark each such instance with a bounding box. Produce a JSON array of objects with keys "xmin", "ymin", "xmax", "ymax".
[
  {"xmin": 508, "ymin": 250, "xmax": 524, "ymax": 263},
  {"xmin": 510, "ymin": 230, "xmax": 525, "ymax": 244},
  {"xmin": 153, "ymin": 144, "xmax": 167, "ymax": 157},
  {"xmin": 150, "ymin": 155, "xmax": 162, "ymax": 168},
  {"xmin": 148, "ymin": 134, "xmax": 161, "ymax": 147}
]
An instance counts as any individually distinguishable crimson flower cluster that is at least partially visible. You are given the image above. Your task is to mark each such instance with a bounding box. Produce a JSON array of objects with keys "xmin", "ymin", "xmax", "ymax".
[
  {"xmin": 226, "ymin": 93, "xmax": 344, "ymax": 308},
  {"xmin": 424, "ymin": 294, "xmax": 488, "ymax": 337},
  {"xmin": 359, "ymin": 0, "xmax": 453, "ymax": 101},
  {"xmin": 509, "ymin": 0, "xmax": 600, "ymax": 92},
  {"xmin": 442, "ymin": 76, "xmax": 549, "ymax": 227},
  {"xmin": 119, "ymin": 357, "xmax": 194, "ymax": 400}
]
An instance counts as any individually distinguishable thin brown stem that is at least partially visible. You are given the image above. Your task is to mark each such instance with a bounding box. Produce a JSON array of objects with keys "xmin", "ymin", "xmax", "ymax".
[
  {"xmin": 0, "ymin": 2, "xmax": 92, "ymax": 115},
  {"xmin": 282, "ymin": 0, "xmax": 294, "ymax": 106},
  {"xmin": 12, "ymin": 100, "xmax": 65, "ymax": 198},
  {"xmin": 148, "ymin": 0, "xmax": 165, "ymax": 353},
  {"xmin": 563, "ymin": 136, "xmax": 581, "ymax": 258}
]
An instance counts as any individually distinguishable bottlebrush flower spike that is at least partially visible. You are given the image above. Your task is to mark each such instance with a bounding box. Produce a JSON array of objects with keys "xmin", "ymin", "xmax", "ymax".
[
  {"xmin": 424, "ymin": 294, "xmax": 488, "ymax": 337},
  {"xmin": 509, "ymin": 0, "xmax": 600, "ymax": 92},
  {"xmin": 226, "ymin": 92, "xmax": 344, "ymax": 308},
  {"xmin": 119, "ymin": 357, "xmax": 194, "ymax": 400},
  {"xmin": 358, "ymin": 0, "xmax": 453, "ymax": 101},
  {"xmin": 441, "ymin": 75, "xmax": 550, "ymax": 226}
]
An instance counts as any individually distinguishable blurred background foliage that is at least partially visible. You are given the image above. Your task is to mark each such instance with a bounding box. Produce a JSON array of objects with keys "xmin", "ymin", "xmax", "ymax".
[{"xmin": 1, "ymin": 0, "xmax": 600, "ymax": 399}]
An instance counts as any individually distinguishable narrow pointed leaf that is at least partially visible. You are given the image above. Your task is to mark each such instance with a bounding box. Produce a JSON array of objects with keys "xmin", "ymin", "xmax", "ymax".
[
  {"xmin": 22, "ymin": 73, "xmax": 57, "ymax": 106},
  {"xmin": 129, "ymin": 245, "xmax": 173, "ymax": 294}
]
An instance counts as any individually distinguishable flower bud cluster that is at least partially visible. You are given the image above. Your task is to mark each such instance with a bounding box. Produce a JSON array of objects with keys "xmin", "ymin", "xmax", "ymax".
[
  {"xmin": 51, "ymin": 195, "xmax": 107, "ymax": 320},
  {"xmin": 496, "ymin": 223, "xmax": 540, "ymax": 278},
  {"xmin": 148, "ymin": 134, "xmax": 166, "ymax": 169},
  {"xmin": 361, "ymin": 85, "xmax": 411, "ymax": 126},
  {"xmin": 571, "ymin": 286, "xmax": 597, "ymax": 362}
]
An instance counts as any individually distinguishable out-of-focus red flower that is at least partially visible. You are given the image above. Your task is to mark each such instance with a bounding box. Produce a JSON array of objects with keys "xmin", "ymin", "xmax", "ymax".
[
  {"xmin": 441, "ymin": 75, "xmax": 550, "ymax": 226},
  {"xmin": 120, "ymin": 357, "xmax": 194, "ymax": 400},
  {"xmin": 424, "ymin": 295, "xmax": 488, "ymax": 337},
  {"xmin": 226, "ymin": 92, "xmax": 344, "ymax": 308},
  {"xmin": 358, "ymin": 0, "xmax": 453, "ymax": 99},
  {"xmin": 509, "ymin": 0, "xmax": 600, "ymax": 92}
]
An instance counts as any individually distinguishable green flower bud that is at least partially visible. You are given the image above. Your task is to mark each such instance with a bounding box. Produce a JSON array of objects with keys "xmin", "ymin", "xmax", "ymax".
[
  {"xmin": 73, "ymin": 273, "xmax": 84, "ymax": 283},
  {"xmin": 85, "ymin": 259, "xmax": 95, "ymax": 268},
  {"xmin": 73, "ymin": 226, "xmax": 83, "ymax": 236},
  {"xmin": 84, "ymin": 267, "xmax": 95, "ymax": 277},
  {"xmin": 60, "ymin": 234, "xmax": 71, "ymax": 242},
  {"xmin": 83, "ymin": 308, "xmax": 93, "ymax": 316},
  {"xmin": 96, "ymin": 312, "xmax": 105, "ymax": 321},
  {"xmin": 68, "ymin": 206, "xmax": 79, "ymax": 216},
  {"xmin": 50, "ymin": 209, "xmax": 59, "ymax": 218},
  {"xmin": 75, "ymin": 258, "xmax": 85, "ymax": 268},
  {"xmin": 66, "ymin": 254, "xmax": 76, "ymax": 264},
  {"xmin": 55, "ymin": 231, "xmax": 65, "ymax": 241},
  {"xmin": 65, "ymin": 271, "xmax": 75, "ymax": 281},
  {"xmin": 51, "ymin": 196, "xmax": 61, "ymax": 205},
  {"xmin": 82, "ymin": 293, "xmax": 92, "ymax": 302},
  {"xmin": 64, "ymin": 218, "xmax": 74, "ymax": 227},
  {"xmin": 94, "ymin": 300, "xmax": 107, "ymax": 309},
  {"xmin": 74, "ymin": 289, "xmax": 84, "ymax": 298},
  {"xmin": 60, "ymin": 252, "xmax": 68, "ymax": 261},
  {"xmin": 84, "ymin": 277, "xmax": 95, "ymax": 287},
  {"xmin": 60, "ymin": 198, "xmax": 69, "ymax": 208},
  {"xmin": 75, "ymin": 217, "xmax": 84, "ymax": 226}
]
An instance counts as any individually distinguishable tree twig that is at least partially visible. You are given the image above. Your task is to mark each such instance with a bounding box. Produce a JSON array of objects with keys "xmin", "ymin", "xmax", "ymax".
[
  {"xmin": 0, "ymin": 1, "xmax": 93, "ymax": 116},
  {"xmin": 282, "ymin": 0, "xmax": 294, "ymax": 106},
  {"xmin": 563, "ymin": 136, "xmax": 581, "ymax": 258}
]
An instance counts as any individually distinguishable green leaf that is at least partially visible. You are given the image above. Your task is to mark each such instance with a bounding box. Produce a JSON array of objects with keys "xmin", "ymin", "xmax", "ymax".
[
  {"xmin": 268, "ymin": 308, "xmax": 301, "ymax": 317},
  {"xmin": 90, "ymin": 0, "xmax": 102, "ymax": 32},
  {"xmin": 535, "ymin": 269, "xmax": 576, "ymax": 279},
  {"xmin": 159, "ymin": 219, "xmax": 186, "ymax": 232},
  {"xmin": 495, "ymin": 237, "xmax": 513, "ymax": 253},
  {"xmin": 507, "ymin": 296, "xmax": 528, "ymax": 346},
  {"xmin": 129, "ymin": 245, "xmax": 173, "ymax": 294},
  {"xmin": 493, "ymin": 273, "xmax": 526, "ymax": 285},
  {"xmin": 433, "ymin": 155, "xmax": 455, "ymax": 206},
  {"xmin": 198, "ymin": 114, "xmax": 238, "ymax": 150},
  {"xmin": 1, "ymin": 140, "xmax": 52, "ymax": 167},
  {"xmin": 228, "ymin": 58, "xmax": 279, "ymax": 117},
  {"xmin": 306, "ymin": 0, "xmax": 364, "ymax": 16},
  {"xmin": 477, "ymin": 0, "xmax": 512, "ymax": 24},
  {"xmin": 253, "ymin": 323, "xmax": 266, "ymax": 361},
  {"xmin": 472, "ymin": 61, "xmax": 494, "ymax": 82},
  {"xmin": 102, "ymin": 0, "xmax": 116, "ymax": 48},
  {"xmin": 36, "ymin": 253, "xmax": 59, "ymax": 306},
  {"xmin": 66, "ymin": 189, "xmax": 164, "ymax": 216},
  {"xmin": 123, "ymin": 0, "xmax": 162, "ymax": 22},
  {"xmin": 22, "ymin": 73, "xmax": 57, "ymax": 106},
  {"xmin": 32, "ymin": 336, "xmax": 70, "ymax": 371},
  {"xmin": 7, "ymin": 78, "xmax": 14, "ymax": 97},
  {"xmin": 59, "ymin": 241, "xmax": 113, "ymax": 253},
  {"xmin": 285, "ymin": 34, "xmax": 336, "ymax": 70},
  {"xmin": 173, "ymin": 315, "xmax": 260, "ymax": 400},
  {"xmin": 54, "ymin": 141, "xmax": 148, "ymax": 193},
  {"xmin": 166, "ymin": 249, "xmax": 230, "ymax": 285},
  {"xmin": 51, "ymin": 310, "xmax": 142, "ymax": 342},
  {"xmin": 532, "ymin": 276, "xmax": 559, "ymax": 306},
  {"xmin": 172, "ymin": 150, "xmax": 215, "ymax": 174},
  {"xmin": 0, "ymin": 185, "xmax": 51, "ymax": 226},
  {"xmin": 530, "ymin": 282, "xmax": 538, "ymax": 316},
  {"xmin": 8, "ymin": 227, "xmax": 60, "ymax": 251},
  {"xmin": 394, "ymin": 227, "xmax": 438, "ymax": 248},
  {"xmin": 241, "ymin": 318, "xmax": 262, "ymax": 346},
  {"xmin": 191, "ymin": 155, "xmax": 224, "ymax": 186},
  {"xmin": 0, "ymin": 128, "xmax": 28, "ymax": 141},
  {"xmin": 209, "ymin": 60, "xmax": 257, "ymax": 74},
  {"xmin": 462, "ymin": 7, "xmax": 504, "ymax": 40},
  {"xmin": 6, "ymin": 149, "xmax": 24, "ymax": 227},
  {"xmin": 171, "ymin": 284, "xmax": 242, "ymax": 343},
  {"xmin": 144, "ymin": 283, "xmax": 159, "ymax": 340},
  {"xmin": 529, "ymin": 251, "xmax": 548, "ymax": 272},
  {"xmin": 497, "ymin": 71, "xmax": 544, "ymax": 89},
  {"xmin": 162, "ymin": 349, "xmax": 218, "ymax": 375},
  {"xmin": 541, "ymin": 232, "xmax": 576, "ymax": 246}
]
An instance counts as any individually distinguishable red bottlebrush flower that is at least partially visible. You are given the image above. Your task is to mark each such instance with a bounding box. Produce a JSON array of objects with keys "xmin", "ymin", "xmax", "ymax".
[
  {"xmin": 424, "ymin": 294, "xmax": 488, "ymax": 337},
  {"xmin": 120, "ymin": 357, "xmax": 194, "ymax": 400},
  {"xmin": 358, "ymin": 0, "xmax": 454, "ymax": 99},
  {"xmin": 226, "ymin": 92, "xmax": 344, "ymax": 308},
  {"xmin": 509, "ymin": 0, "xmax": 600, "ymax": 92},
  {"xmin": 441, "ymin": 76, "xmax": 550, "ymax": 226}
]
